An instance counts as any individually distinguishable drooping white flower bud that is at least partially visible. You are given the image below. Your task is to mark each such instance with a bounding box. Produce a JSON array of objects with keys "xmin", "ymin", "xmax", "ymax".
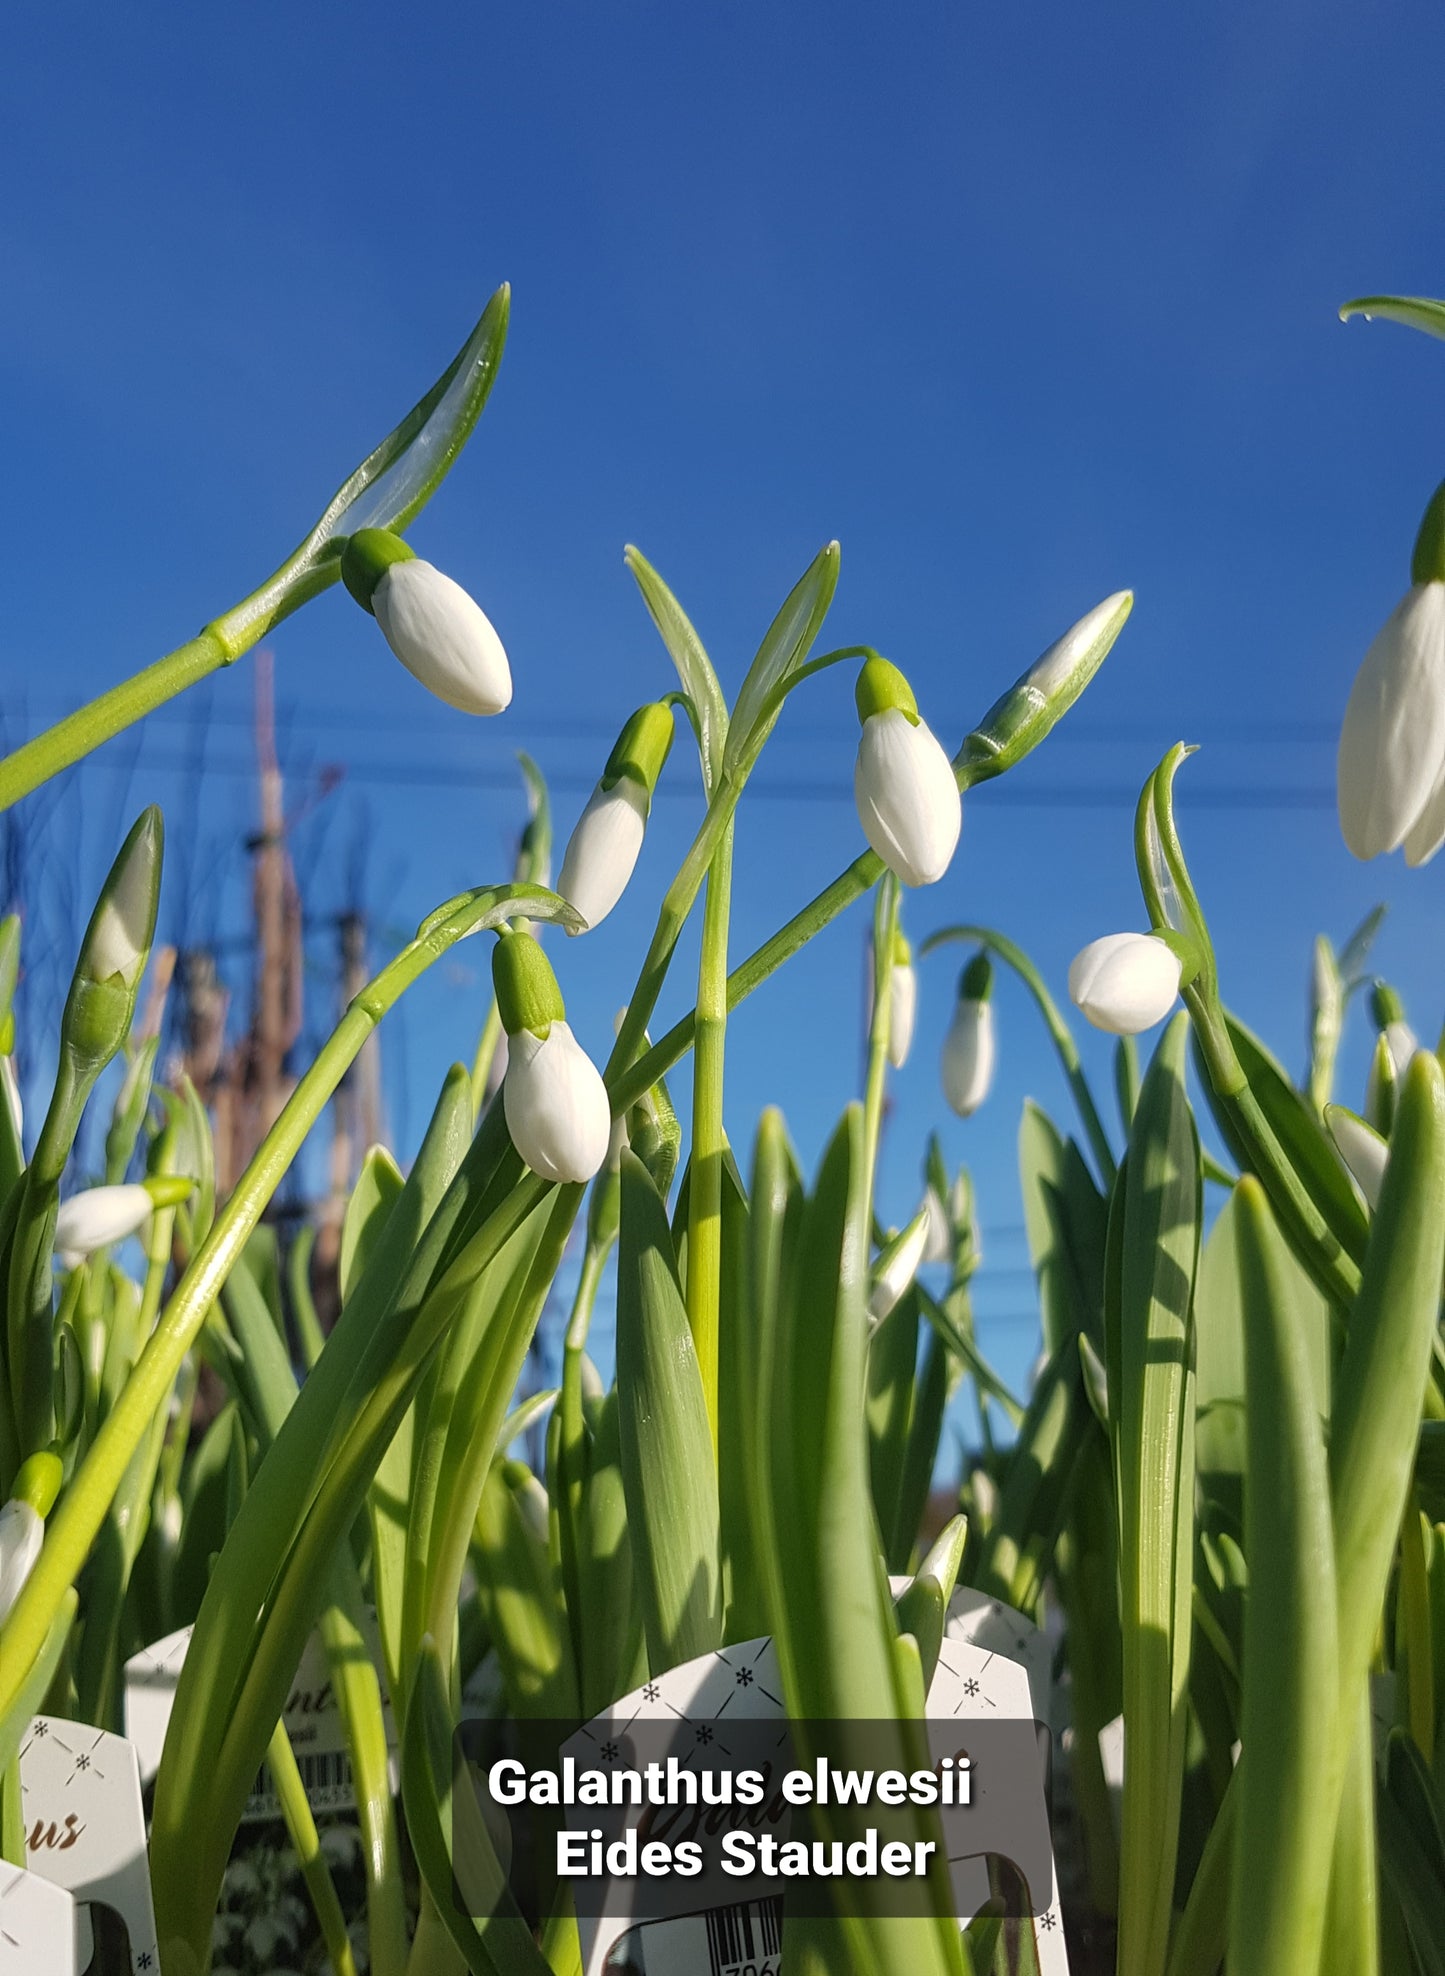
[
  {"xmin": 0, "ymin": 1453, "xmax": 61, "ymax": 1626},
  {"xmin": 1337, "ymin": 481, "xmax": 1445, "ymax": 863},
  {"xmin": 342, "ymin": 527, "xmax": 512, "ymax": 716},
  {"xmin": 1325, "ymin": 1104, "xmax": 1389, "ymax": 1210},
  {"xmin": 940, "ymin": 953, "xmax": 996, "ymax": 1116},
  {"xmin": 869, "ymin": 1206, "xmax": 932, "ymax": 1323},
  {"xmin": 853, "ymin": 658, "xmax": 961, "ymax": 887},
  {"xmin": 52, "ymin": 1176, "xmax": 191, "ymax": 1269},
  {"xmin": 888, "ymin": 935, "xmax": 917, "ymax": 1069},
  {"xmin": 921, "ymin": 1185, "xmax": 952, "ymax": 1264},
  {"xmin": 1068, "ymin": 932, "xmax": 1182, "ymax": 1036},
  {"xmin": 558, "ymin": 704, "xmax": 675, "ymax": 933},
  {"xmin": 865, "ymin": 933, "xmax": 918, "ymax": 1068},
  {"xmin": 493, "ymin": 932, "xmax": 610, "ymax": 1184}
]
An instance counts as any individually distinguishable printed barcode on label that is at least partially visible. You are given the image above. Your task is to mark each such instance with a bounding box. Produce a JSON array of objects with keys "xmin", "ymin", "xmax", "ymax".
[
  {"xmin": 245, "ymin": 1748, "xmax": 357, "ymax": 1820},
  {"xmin": 703, "ymin": 1899, "xmax": 783, "ymax": 1975}
]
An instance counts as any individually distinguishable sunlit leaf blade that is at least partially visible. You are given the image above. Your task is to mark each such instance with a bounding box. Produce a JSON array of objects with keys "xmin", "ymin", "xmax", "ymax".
[
  {"xmin": 624, "ymin": 546, "xmax": 729, "ymax": 792},
  {"xmin": 1341, "ymin": 294, "xmax": 1445, "ymax": 343},
  {"xmin": 724, "ymin": 541, "xmax": 839, "ymax": 773},
  {"xmin": 401, "ymin": 1634, "xmax": 552, "ymax": 1976},
  {"xmin": 227, "ymin": 285, "xmax": 511, "ymax": 644},
  {"xmin": 1112, "ymin": 1014, "xmax": 1200, "ymax": 1976},
  {"xmin": 1229, "ymin": 1180, "xmax": 1339, "ymax": 1974},
  {"xmin": 615, "ymin": 1150, "xmax": 722, "ymax": 1668},
  {"xmin": 0, "ymin": 1592, "xmax": 76, "ymax": 1778},
  {"xmin": 340, "ymin": 1145, "xmax": 405, "ymax": 1307}
]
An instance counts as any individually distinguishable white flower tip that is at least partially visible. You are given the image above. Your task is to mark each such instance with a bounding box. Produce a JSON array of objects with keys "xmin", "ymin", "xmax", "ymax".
[
  {"xmin": 0, "ymin": 1499, "xmax": 44, "ymax": 1627},
  {"xmin": 53, "ymin": 1182, "xmax": 155, "ymax": 1261},
  {"xmin": 868, "ymin": 1208, "xmax": 932, "ymax": 1323},
  {"xmin": 1068, "ymin": 932, "xmax": 1181, "ymax": 1035},
  {"xmin": 373, "ymin": 559, "xmax": 513, "ymax": 717},
  {"xmin": 1326, "ymin": 1105, "xmax": 1388, "ymax": 1211},
  {"xmin": 557, "ymin": 780, "xmax": 648, "ymax": 933},
  {"xmin": 854, "ymin": 709, "xmax": 962, "ymax": 887},
  {"xmin": 503, "ymin": 1021, "xmax": 612, "ymax": 1185}
]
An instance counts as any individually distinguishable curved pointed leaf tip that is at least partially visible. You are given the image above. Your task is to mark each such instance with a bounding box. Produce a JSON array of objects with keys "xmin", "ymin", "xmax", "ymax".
[{"xmin": 1339, "ymin": 295, "xmax": 1445, "ymax": 344}]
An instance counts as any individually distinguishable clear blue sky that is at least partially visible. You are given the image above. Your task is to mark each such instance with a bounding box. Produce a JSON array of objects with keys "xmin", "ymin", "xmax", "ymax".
[{"xmin": 5, "ymin": 2, "xmax": 1445, "ymax": 1408}]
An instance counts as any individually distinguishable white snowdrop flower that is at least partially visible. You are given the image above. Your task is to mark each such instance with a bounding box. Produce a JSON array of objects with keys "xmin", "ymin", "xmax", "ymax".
[
  {"xmin": 868, "ymin": 1207, "xmax": 931, "ymax": 1324},
  {"xmin": 921, "ymin": 1185, "xmax": 952, "ymax": 1264},
  {"xmin": 1325, "ymin": 1105, "xmax": 1389, "ymax": 1211},
  {"xmin": 888, "ymin": 937, "xmax": 918, "ymax": 1069},
  {"xmin": 941, "ymin": 953, "xmax": 996, "ymax": 1116},
  {"xmin": 1337, "ymin": 481, "xmax": 1445, "ymax": 864},
  {"xmin": 493, "ymin": 932, "xmax": 610, "ymax": 1185},
  {"xmin": 557, "ymin": 702, "xmax": 673, "ymax": 933},
  {"xmin": 865, "ymin": 934, "xmax": 918, "ymax": 1067},
  {"xmin": 853, "ymin": 658, "xmax": 961, "ymax": 888},
  {"xmin": 342, "ymin": 527, "xmax": 511, "ymax": 716},
  {"xmin": 558, "ymin": 780, "xmax": 648, "ymax": 930},
  {"xmin": 504, "ymin": 1026, "xmax": 611, "ymax": 1184},
  {"xmin": 0, "ymin": 1499, "xmax": 43, "ymax": 1628},
  {"xmin": 1069, "ymin": 933, "xmax": 1182, "ymax": 1036},
  {"xmin": 54, "ymin": 1182, "xmax": 154, "ymax": 1267}
]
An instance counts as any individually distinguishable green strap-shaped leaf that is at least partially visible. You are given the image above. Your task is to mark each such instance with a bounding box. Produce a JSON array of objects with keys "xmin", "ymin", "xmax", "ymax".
[
  {"xmin": 341, "ymin": 1145, "xmax": 406, "ymax": 1306},
  {"xmin": 1228, "ymin": 1179, "xmax": 1339, "ymax": 1975},
  {"xmin": 401, "ymin": 1634, "xmax": 552, "ymax": 1976},
  {"xmin": 616, "ymin": 1150, "xmax": 721, "ymax": 1669},
  {"xmin": 1019, "ymin": 1100, "xmax": 1108, "ymax": 1353},
  {"xmin": 724, "ymin": 541, "xmax": 839, "ymax": 773},
  {"xmin": 1341, "ymin": 294, "xmax": 1445, "ymax": 342},
  {"xmin": 1113, "ymin": 1014, "xmax": 1201, "ymax": 1976},
  {"xmin": 473, "ymin": 1458, "xmax": 579, "ymax": 1720},
  {"xmin": 624, "ymin": 546, "xmax": 729, "ymax": 793},
  {"xmin": 574, "ymin": 1387, "xmax": 646, "ymax": 1715}
]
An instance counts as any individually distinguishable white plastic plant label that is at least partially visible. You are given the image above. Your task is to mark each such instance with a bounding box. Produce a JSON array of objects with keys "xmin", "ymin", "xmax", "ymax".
[
  {"xmin": 124, "ymin": 1613, "xmax": 399, "ymax": 1820},
  {"xmin": 943, "ymin": 1588, "xmax": 1054, "ymax": 1728},
  {"xmin": 0, "ymin": 1861, "xmax": 80, "ymax": 1974},
  {"xmin": 483, "ymin": 1631, "xmax": 1070, "ymax": 1976},
  {"xmin": 18, "ymin": 1718, "xmax": 157, "ymax": 1973}
]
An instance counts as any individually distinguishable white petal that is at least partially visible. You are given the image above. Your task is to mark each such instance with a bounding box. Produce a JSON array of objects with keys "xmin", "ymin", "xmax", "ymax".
[
  {"xmin": 921, "ymin": 1186, "xmax": 951, "ymax": 1263},
  {"xmin": 940, "ymin": 1000, "xmax": 995, "ymax": 1115},
  {"xmin": 854, "ymin": 710, "xmax": 962, "ymax": 887},
  {"xmin": 1364, "ymin": 1018, "xmax": 1420, "ymax": 1126},
  {"xmin": 87, "ymin": 843, "xmax": 156, "ymax": 987},
  {"xmin": 887, "ymin": 963, "xmax": 917, "ymax": 1069},
  {"xmin": 1326, "ymin": 1105, "xmax": 1389, "ymax": 1210},
  {"xmin": 0, "ymin": 1499, "xmax": 43, "ymax": 1626},
  {"xmin": 869, "ymin": 1208, "xmax": 931, "ymax": 1322},
  {"xmin": 53, "ymin": 1183, "xmax": 154, "ymax": 1260},
  {"xmin": 1068, "ymin": 933, "xmax": 1181, "ymax": 1035},
  {"xmin": 1337, "ymin": 583, "xmax": 1445, "ymax": 859},
  {"xmin": 557, "ymin": 780, "xmax": 649, "ymax": 932},
  {"xmin": 373, "ymin": 560, "xmax": 513, "ymax": 716},
  {"xmin": 503, "ymin": 1021, "xmax": 611, "ymax": 1184}
]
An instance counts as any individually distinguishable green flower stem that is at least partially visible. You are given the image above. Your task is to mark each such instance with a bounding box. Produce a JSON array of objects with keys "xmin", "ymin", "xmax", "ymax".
[
  {"xmin": 264, "ymin": 1716, "xmax": 360, "ymax": 1976},
  {"xmin": 922, "ymin": 924, "xmax": 1117, "ymax": 1186},
  {"xmin": 860, "ymin": 875, "xmax": 899, "ymax": 1233},
  {"xmin": 685, "ymin": 820, "xmax": 734, "ymax": 1448},
  {"xmin": 0, "ymin": 884, "xmax": 550, "ymax": 1726},
  {"xmin": 469, "ymin": 995, "xmax": 504, "ymax": 1119},
  {"xmin": 0, "ymin": 630, "xmax": 233, "ymax": 812},
  {"xmin": 611, "ymin": 847, "xmax": 883, "ymax": 1115}
]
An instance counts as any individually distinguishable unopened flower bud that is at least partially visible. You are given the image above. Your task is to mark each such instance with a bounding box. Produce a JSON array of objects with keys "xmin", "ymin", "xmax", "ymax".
[
  {"xmin": 558, "ymin": 704, "xmax": 674, "ymax": 933},
  {"xmin": 959, "ymin": 591, "xmax": 1133, "ymax": 782},
  {"xmin": 1365, "ymin": 1016, "xmax": 1417, "ymax": 1131},
  {"xmin": 52, "ymin": 1178, "xmax": 187, "ymax": 1267},
  {"xmin": 869, "ymin": 1206, "xmax": 931, "ymax": 1323},
  {"xmin": 853, "ymin": 658, "xmax": 961, "ymax": 887},
  {"xmin": 79, "ymin": 808, "xmax": 163, "ymax": 995},
  {"xmin": 1325, "ymin": 1104, "xmax": 1389, "ymax": 1210},
  {"xmin": 866, "ymin": 932, "xmax": 918, "ymax": 1068},
  {"xmin": 493, "ymin": 933, "xmax": 610, "ymax": 1184},
  {"xmin": 0, "ymin": 1453, "xmax": 60, "ymax": 1626},
  {"xmin": 940, "ymin": 953, "xmax": 995, "ymax": 1116},
  {"xmin": 342, "ymin": 527, "xmax": 512, "ymax": 716},
  {"xmin": 1337, "ymin": 480, "xmax": 1445, "ymax": 864},
  {"xmin": 1068, "ymin": 932, "xmax": 1182, "ymax": 1035}
]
